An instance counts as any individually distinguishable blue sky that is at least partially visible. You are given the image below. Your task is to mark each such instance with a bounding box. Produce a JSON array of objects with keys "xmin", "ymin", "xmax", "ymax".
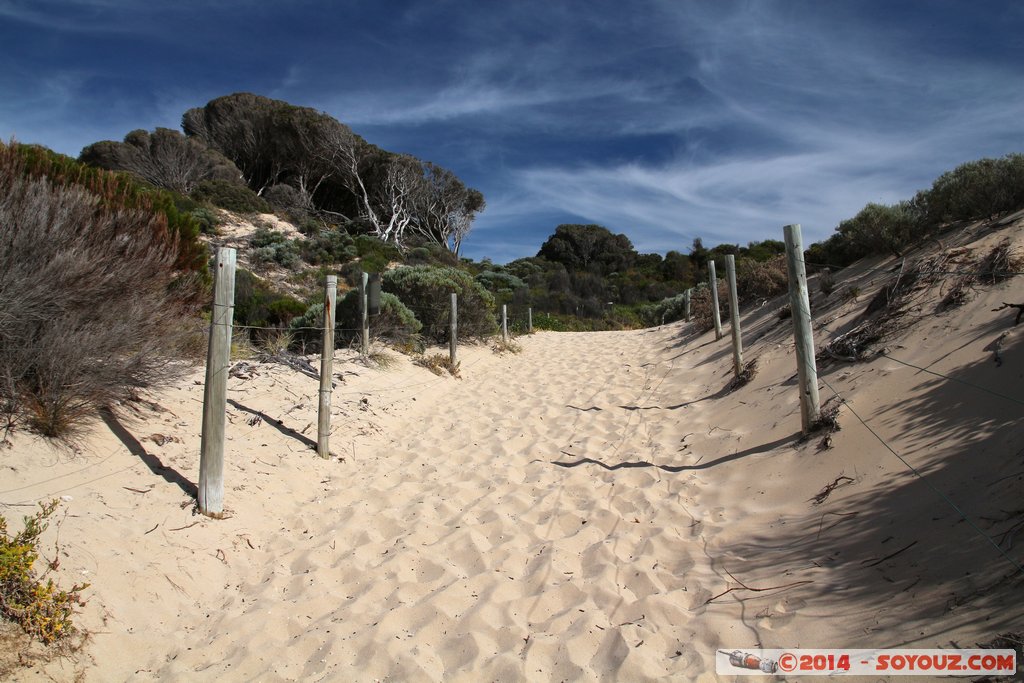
[{"xmin": 2, "ymin": 1, "xmax": 1022, "ymax": 263}]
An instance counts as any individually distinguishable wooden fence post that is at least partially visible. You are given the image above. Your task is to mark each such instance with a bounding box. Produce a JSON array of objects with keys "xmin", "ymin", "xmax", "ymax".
[
  {"xmin": 684, "ymin": 288, "xmax": 692, "ymax": 322},
  {"xmin": 709, "ymin": 260, "xmax": 723, "ymax": 340},
  {"xmin": 725, "ymin": 254, "xmax": 743, "ymax": 377},
  {"xmin": 501, "ymin": 304, "xmax": 508, "ymax": 343},
  {"xmin": 360, "ymin": 271, "xmax": 369, "ymax": 356},
  {"xmin": 784, "ymin": 224, "xmax": 821, "ymax": 433},
  {"xmin": 199, "ymin": 247, "xmax": 236, "ymax": 517},
  {"xmin": 317, "ymin": 275, "xmax": 337, "ymax": 459},
  {"xmin": 528, "ymin": 307, "xmax": 533, "ymax": 334},
  {"xmin": 449, "ymin": 292, "xmax": 458, "ymax": 366}
]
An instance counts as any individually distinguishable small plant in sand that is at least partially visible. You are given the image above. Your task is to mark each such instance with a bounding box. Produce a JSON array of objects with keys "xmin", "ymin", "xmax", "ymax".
[
  {"xmin": 818, "ymin": 268, "xmax": 835, "ymax": 296},
  {"xmin": 414, "ymin": 353, "xmax": 461, "ymax": 378},
  {"xmin": 490, "ymin": 337, "xmax": 522, "ymax": 355},
  {"xmin": 0, "ymin": 500, "xmax": 88, "ymax": 645},
  {"xmin": 725, "ymin": 358, "xmax": 759, "ymax": 392},
  {"xmin": 363, "ymin": 350, "xmax": 397, "ymax": 369}
]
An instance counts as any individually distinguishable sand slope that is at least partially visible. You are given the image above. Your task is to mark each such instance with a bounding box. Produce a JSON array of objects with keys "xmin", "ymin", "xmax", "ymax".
[{"xmin": 2, "ymin": 219, "xmax": 1022, "ymax": 681}]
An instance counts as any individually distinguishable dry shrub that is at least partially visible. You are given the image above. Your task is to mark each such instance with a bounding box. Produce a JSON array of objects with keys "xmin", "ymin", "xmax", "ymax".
[
  {"xmin": 491, "ymin": 337, "xmax": 522, "ymax": 355},
  {"xmin": 725, "ymin": 358, "xmax": 759, "ymax": 392},
  {"xmin": 689, "ymin": 281, "xmax": 728, "ymax": 333},
  {"xmin": 977, "ymin": 239, "xmax": 1022, "ymax": 285},
  {"xmin": 414, "ymin": 353, "xmax": 461, "ymax": 378},
  {"xmin": 736, "ymin": 255, "xmax": 788, "ymax": 303},
  {"xmin": 824, "ymin": 261, "xmax": 924, "ymax": 360},
  {"xmin": 0, "ymin": 144, "xmax": 200, "ymax": 437}
]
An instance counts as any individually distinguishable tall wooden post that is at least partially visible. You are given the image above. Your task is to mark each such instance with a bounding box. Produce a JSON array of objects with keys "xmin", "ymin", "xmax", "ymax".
[
  {"xmin": 709, "ymin": 260, "xmax": 723, "ymax": 340},
  {"xmin": 501, "ymin": 305, "xmax": 508, "ymax": 343},
  {"xmin": 449, "ymin": 292, "xmax": 458, "ymax": 366},
  {"xmin": 317, "ymin": 275, "xmax": 337, "ymax": 459},
  {"xmin": 199, "ymin": 247, "xmax": 236, "ymax": 517},
  {"xmin": 784, "ymin": 224, "xmax": 821, "ymax": 433},
  {"xmin": 684, "ymin": 289, "xmax": 692, "ymax": 322},
  {"xmin": 360, "ymin": 271, "xmax": 369, "ymax": 356},
  {"xmin": 528, "ymin": 307, "xmax": 533, "ymax": 334},
  {"xmin": 725, "ymin": 254, "xmax": 743, "ymax": 377}
]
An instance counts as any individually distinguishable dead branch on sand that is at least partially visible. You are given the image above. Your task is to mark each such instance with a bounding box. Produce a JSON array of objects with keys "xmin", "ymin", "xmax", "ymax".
[{"xmin": 701, "ymin": 567, "xmax": 813, "ymax": 606}]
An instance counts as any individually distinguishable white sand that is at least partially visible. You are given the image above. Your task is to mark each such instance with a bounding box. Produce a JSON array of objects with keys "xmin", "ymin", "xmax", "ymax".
[{"xmin": 2, "ymin": 219, "xmax": 1022, "ymax": 681}]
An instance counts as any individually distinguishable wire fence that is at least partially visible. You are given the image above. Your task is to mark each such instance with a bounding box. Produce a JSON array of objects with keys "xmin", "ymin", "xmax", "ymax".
[{"xmin": 781, "ymin": 248, "xmax": 1024, "ymax": 577}]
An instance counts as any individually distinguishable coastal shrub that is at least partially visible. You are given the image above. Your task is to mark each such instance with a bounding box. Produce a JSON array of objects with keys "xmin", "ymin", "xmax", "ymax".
[
  {"xmin": 383, "ymin": 266, "xmax": 497, "ymax": 342},
  {"xmin": 837, "ymin": 202, "xmax": 918, "ymax": 258},
  {"xmin": 191, "ymin": 178, "xmax": 270, "ymax": 214},
  {"xmin": 289, "ymin": 290, "xmax": 421, "ymax": 352},
  {"xmin": 232, "ymin": 269, "xmax": 305, "ymax": 336},
  {"xmin": 189, "ymin": 206, "xmax": 221, "ymax": 235},
  {"xmin": 689, "ymin": 281, "xmax": 728, "ymax": 333},
  {"xmin": 414, "ymin": 353, "xmax": 460, "ymax": 378},
  {"xmin": 735, "ymin": 255, "xmax": 788, "ymax": 303},
  {"xmin": 353, "ymin": 235, "xmax": 402, "ymax": 274},
  {"xmin": 641, "ymin": 293, "xmax": 688, "ymax": 326},
  {"xmin": 10, "ymin": 142, "xmax": 207, "ymax": 274},
  {"xmin": 0, "ymin": 500, "xmax": 88, "ymax": 644},
  {"xmin": 300, "ymin": 228, "xmax": 357, "ymax": 265},
  {"xmin": 0, "ymin": 143, "xmax": 201, "ymax": 436},
  {"xmin": 250, "ymin": 226, "xmax": 301, "ymax": 269},
  {"xmin": 78, "ymin": 127, "xmax": 241, "ymax": 195}
]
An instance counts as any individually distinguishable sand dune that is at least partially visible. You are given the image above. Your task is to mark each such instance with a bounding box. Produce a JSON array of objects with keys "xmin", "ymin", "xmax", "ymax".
[{"xmin": 2, "ymin": 220, "xmax": 1022, "ymax": 681}]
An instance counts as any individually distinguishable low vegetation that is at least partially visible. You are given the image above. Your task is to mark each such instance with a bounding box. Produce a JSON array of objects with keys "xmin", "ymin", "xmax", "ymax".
[
  {"xmin": 0, "ymin": 142, "xmax": 201, "ymax": 437},
  {"xmin": 0, "ymin": 500, "xmax": 87, "ymax": 644}
]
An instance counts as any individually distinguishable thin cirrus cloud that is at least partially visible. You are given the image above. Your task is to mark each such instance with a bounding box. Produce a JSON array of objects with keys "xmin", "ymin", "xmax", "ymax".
[{"xmin": 1, "ymin": 0, "xmax": 1021, "ymax": 264}]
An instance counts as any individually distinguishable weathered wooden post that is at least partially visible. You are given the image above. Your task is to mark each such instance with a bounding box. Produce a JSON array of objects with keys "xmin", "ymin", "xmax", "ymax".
[
  {"xmin": 449, "ymin": 292, "xmax": 458, "ymax": 366},
  {"xmin": 501, "ymin": 305, "xmax": 508, "ymax": 343},
  {"xmin": 317, "ymin": 275, "xmax": 337, "ymax": 459},
  {"xmin": 684, "ymin": 288, "xmax": 692, "ymax": 322},
  {"xmin": 199, "ymin": 247, "xmax": 236, "ymax": 517},
  {"xmin": 360, "ymin": 271, "xmax": 369, "ymax": 356},
  {"xmin": 709, "ymin": 260, "xmax": 723, "ymax": 340},
  {"xmin": 784, "ymin": 224, "xmax": 821, "ymax": 433},
  {"xmin": 725, "ymin": 254, "xmax": 743, "ymax": 377},
  {"xmin": 528, "ymin": 307, "xmax": 533, "ymax": 334}
]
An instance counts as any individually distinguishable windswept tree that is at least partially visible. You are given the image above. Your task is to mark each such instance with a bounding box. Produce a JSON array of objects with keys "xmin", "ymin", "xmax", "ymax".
[
  {"xmin": 79, "ymin": 127, "xmax": 241, "ymax": 195},
  {"xmin": 182, "ymin": 93, "xmax": 356, "ymax": 212},
  {"xmin": 183, "ymin": 92, "xmax": 485, "ymax": 252},
  {"xmin": 415, "ymin": 162, "xmax": 485, "ymax": 257}
]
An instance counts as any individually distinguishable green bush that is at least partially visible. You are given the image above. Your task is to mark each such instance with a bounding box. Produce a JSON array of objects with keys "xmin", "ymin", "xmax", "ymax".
[
  {"xmin": 1, "ymin": 500, "xmax": 87, "ymax": 644},
  {"xmin": 300, "ymin": 228, "xmax": 357, "ymax": 265},
  {"xmin": 190, "ymin": 206, "xmax": 221, "ymax": 235},
  {"xmin": 250, "ymin": 227, "xmax": 301, "ymax": 269},
  {"xmin": 232, "ymin": 269, "xmax": 305, "ymax": 332},
  {"xmin": 353, "ymin": 235, "xmax": 401, "ymax": 274},
  {"xmin": 641, "ymin": 293, "xmax": 688, "ymax": 326},
  {"xmin": 191, "ymin": 178, "xmax": 270, "ymax": 213},
  {"xmin": 383, "ymin": 266, "xmax": 497, "ymax": 342},
  {"xmin": 289, "ymin": 290, "xmax": 421, "ymax": 351}
]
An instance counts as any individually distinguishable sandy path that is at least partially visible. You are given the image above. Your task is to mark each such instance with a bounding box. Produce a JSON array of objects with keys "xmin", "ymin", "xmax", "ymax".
[{"xmin": 4, "ymin": 223, "xmax": 1023, "ymax": 681}]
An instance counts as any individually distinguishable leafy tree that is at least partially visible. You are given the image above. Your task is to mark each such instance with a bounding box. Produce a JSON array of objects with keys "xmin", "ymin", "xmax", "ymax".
[{"xmin": 537, "ymin": 224, "xmax": 637, "ymax": 275}]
